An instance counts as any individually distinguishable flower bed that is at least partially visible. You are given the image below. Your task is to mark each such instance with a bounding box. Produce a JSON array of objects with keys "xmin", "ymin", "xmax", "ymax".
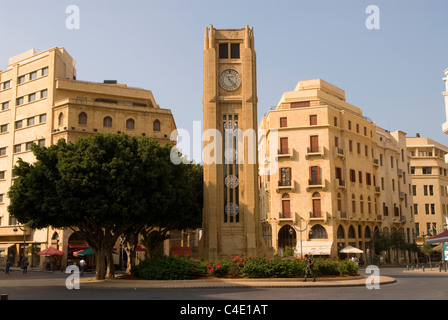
[{"xmin": 131, "ymin": 254, "xmax": 359, "ymax": 280}]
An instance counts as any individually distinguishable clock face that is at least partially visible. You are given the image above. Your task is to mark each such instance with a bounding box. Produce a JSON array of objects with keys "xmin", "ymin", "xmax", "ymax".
[{"xmin": 219, "ymin": 69, "xmax": 241, "ymax": 91}]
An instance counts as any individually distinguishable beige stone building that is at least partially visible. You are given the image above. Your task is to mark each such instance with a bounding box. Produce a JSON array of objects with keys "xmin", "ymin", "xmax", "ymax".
[
  {"xmin": 0, "ymin": 47, "xmax": 176, "ymax": 268},
  {"xmin": 259, "ymin": 79, "xmax": 416, "ymax": 264},
  {"xmin": 407, "ymin": 136, "xmax": 448, "ymax": 244}
]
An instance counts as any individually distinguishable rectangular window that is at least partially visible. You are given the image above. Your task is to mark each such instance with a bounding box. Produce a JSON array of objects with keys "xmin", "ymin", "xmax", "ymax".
[
  {"xmin": 27, "ymin": 117, "xmax": 34, "ymax": 126},
  {"xmin": 219, "ymin": 43, "xmax": 228, "ymax": 59},
  {"xmin": 414, "ymin": 204, "xmax": 418, "ymax": 214},
  {"xmin": 424, "ymin": 185, "xmax": 428, "ymax": 196},
  {"xmin": 28, "ymin": 93, "xmax": 36, "ymax": 102},
  {"xmin": 280, "ymin": 137, "xmax": 289, "ymax": 155},
  {"xmin": 0, "ymin": 171, "xmax": 4, "ymax": 180},
  {"xmin": 16, "ymin": 97, "xmax": 24, "ymax": 106},
  {"xmin": 357, "ymin": 143, "xmax": 361, "ymax": 154},
  {"xmin": 358, "ymin": 171, "xmax": 363, "ymax": 184},
  {"xmin": 280, "ymin": 117, "xmax": 287, "ymax": 128},
  {"xmin": 15, "ymin": 120, "xmax": 23, "ymax": 129},
  {"xmin": 349, "ymin": 140, "xmax": 353, "ymax": 152},
  {"xmin": 366, "ymin": 173, "xmax": 371, "ymax": 185},
  {"xmin": 411, "ymin": 166, "xmax": 415, "ymax": 174},
  {"xmin": 13, "ymin": 144, "xmax": 21, "ymax": 153},
  {"xmin": 412, "ymin": 185, "xmax": 417, "ymax": 196},
  {"xmin": 334, "ymin": 117, "xmax": 338, "ymax": 127},
  {"xmin": 279, "ymin": 167, "xmax": 291, "ymax": 186},
  {"xmin": 29, "ymin": 71, "xmax": 37, "ymax": 80},
  {"xmin": 18, "ymin": 75, "xmax": 25, "ymax": 84},
  {"xmin": 422, "ymin": 167, "xmax": 432, "ymax": 174},
  {"xmin": 230, "ymin": 43, "xmax": 240, "ymax": 59},
  {"xmin": 309, "ymin": 115, "xmax": 317, "ymax": 126},
  {"xmin": 41, "ymin": 89, "xmax": 48, "ymax": 99},
  {"xmin": 3, "ymin": 81, "xmax": 10, "ymax": 89},
  {"xmin": 348, "ymin": 120, "xmax": 352, "ymax": 130},
  {"xmin": 38, "ymin": 139, "xmax": 45, "ymax": 147},
  {"xmin": 0, "ymin": 147, "xmax": 6, "ymax": 156},
  {"xmin": 1, "ymin": 124, "xmax": 7, "ymax": 133},
  {"xmin": 42, "ymin": 67, "xmax": 49, "ymax": 76},
  {"xmin": 310, "ymin": 135, "xmax": 319, "ymax": 152},
  {"xmin": 39, "ymin": 114, "xmax": 46, "ymax": 123},
  {"xmin": 309, "ymin": 166, "xmax": 321, "ymax": 185},
  {"xmin": 429, "ymin": 185, "xmax": 434, "ymax": 196},
  {"xmin": 431, "ymin": 204, "xmax": 435, "ymax": 214},
  {"xmin": 356, "ymin": 124, "xmax": 359, "ymax": 133},
  {"xmin": 26, "ymin": 142, "xmax": 33, "ymax": 151},
  {"xmin": 1, "ymin": 101, "xmax": 9, "ymax": 111},
  {"xmin": 425, "ymin": 204, "xmax": 430, "ymax": 215},
  {"xmin": 350, "ymin": 169, "xmax": 356, "ymax": 183}
]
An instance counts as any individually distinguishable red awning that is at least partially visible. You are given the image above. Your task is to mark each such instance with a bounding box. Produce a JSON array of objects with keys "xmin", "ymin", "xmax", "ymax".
[
  {"xmin": 426, "ymin": 230, "xmax": 448, "ymax": 244},
  {"xmin": 37, "ymin": 247, "xmax": 64, "ymax": 256}
]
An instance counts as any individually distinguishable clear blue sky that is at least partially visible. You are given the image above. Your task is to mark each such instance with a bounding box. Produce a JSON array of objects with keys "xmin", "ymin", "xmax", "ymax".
[{"xmin": 1, "ymin": 0, "xmax": 447, "ymax": 160}]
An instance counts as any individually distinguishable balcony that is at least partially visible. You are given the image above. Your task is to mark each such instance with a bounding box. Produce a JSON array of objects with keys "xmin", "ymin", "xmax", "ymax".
[
  {"xmin": 279, "ymin": 212, "xmax": 295, "ymax": 222},
  {"xmin": 375, "ymin": 186, "xmax": 381, "ymax": 195},
  {"xmin": 277, "ymin": 180, "xmax": 294, "ymax": 192},
  {"xmin": 376, "ymin": 214, "xmax": 383, "ymax": 221},
  {"xmin": 334, "ymin": 178, "xmax": 346, "ymax": 190},
  {"xmin": 277, "ymin": 148, "xmax": 293, "ymax": 158},
  {"xmin": 399, "ymin": 192, "xmax": 405, "ymax": 200},
  {"xmin": 309, "ymin": 211, "xmax": 327, "ymax": 221},
  {"xmin": 306, "ymin": 146, "xmax": 324, "ymax": 158},
  {"xmin": 307, "ymin": 179, "xmax": 325, "ymax": 191},
  {"xmin": 334, "ymin": 147, "xmax": 345, "ymax": 159},
  {"xmin": 397, "ymin": 169, "xmax": 403, "ymax": 176},
  {"xmin": 338, "ymin": 211, "xmax": 348, "ymax": 220},
  {"xmin": 373, "ymin": 158, "xmax": 379, "ymax": 167}
]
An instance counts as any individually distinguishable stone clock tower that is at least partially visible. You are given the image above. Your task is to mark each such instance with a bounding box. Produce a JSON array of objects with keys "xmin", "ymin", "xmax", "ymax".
[{"xmin": 199, "ymin": 25, "xmax": 266, "ymax": 260}]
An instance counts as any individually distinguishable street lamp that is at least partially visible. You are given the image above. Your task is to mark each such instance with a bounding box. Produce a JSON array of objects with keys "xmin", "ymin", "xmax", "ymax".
[{"xmin": 289, "ymin": 216, "xmax": 311, "ymax": 258}]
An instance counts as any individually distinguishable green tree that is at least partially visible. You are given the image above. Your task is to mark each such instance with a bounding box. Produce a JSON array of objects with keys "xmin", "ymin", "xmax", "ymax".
[
  {"xmin": 8, "ymin": 134, "xmax": 174, "ymax": 280},
  {"xmin": 420, "ymin": 243, "xmax": 435, "ymax": 269},
  {"xmin": 390, "ymin": 230, "xmax": 407, "ymax": 263},
  {"xmin": 373, "ymin": 232, "xmax": 391, "ymax": 256}
]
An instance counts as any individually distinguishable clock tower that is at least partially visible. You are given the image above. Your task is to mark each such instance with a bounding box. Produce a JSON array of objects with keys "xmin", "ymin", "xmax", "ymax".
[{"xmin": 199, "ymin": 25, "xmax": 266, "ymax": 260}]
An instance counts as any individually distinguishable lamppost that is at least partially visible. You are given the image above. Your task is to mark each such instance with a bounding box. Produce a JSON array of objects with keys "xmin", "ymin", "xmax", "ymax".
[
  {"xmin": 289, "ymin": 216, "xmax": 311, "ymax": 258},
  {"xmin": 13, "ymin": 225, "xmax": 28, "ymax": 268}
]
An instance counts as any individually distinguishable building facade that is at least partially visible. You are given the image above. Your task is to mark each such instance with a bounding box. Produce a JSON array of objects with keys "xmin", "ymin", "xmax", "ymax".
[
  {"xmin": 407, "ymin": 136, "xmax": 448, "ymax": 244},
  {"xmin": 259, "ymin": 79, "xmax": 416, "ymax": 264},
  {"xmin": 0, "ymin": 47, "xmax": 176, "ymax": 268}
]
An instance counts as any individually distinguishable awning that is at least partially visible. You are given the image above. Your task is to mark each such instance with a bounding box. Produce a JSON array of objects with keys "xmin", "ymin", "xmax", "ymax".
[
  {"xmin": 295, "ymin": 241, "xmax": 333, "ymax": 256},
  {"xmin": 426, "ymin": 230, "xmax": 448, "ymax": 244},
  {"xmin": 37, "ymin": 247, "xmax": 64, "ymax": 256},
  {"xmin": 340, "ymin": 245, "xmax": 364, "ymax": 254},
  {"xmin": 74, "ymin": 247, "xmax": 93, "ymax": 256},
  {"xmin": 0, "ymin": 244, "xmax": 14, "ymax": 252}
]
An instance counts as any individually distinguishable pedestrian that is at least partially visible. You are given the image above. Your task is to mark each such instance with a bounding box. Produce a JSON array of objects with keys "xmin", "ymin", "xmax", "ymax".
[
  {"xmin": 22, "ymin": 259, "xmax": 29, "ymax": 274},
  {"xmin": 303, "ymin": 254, "xmax": 316, "ymax": 282},
  {"xmin": 5, "ymin": 260, "xmax": 11, "ymax": 274},
  {"xmin": 79, "ymin": 259, "xmax": 86, "ymax": 276}
]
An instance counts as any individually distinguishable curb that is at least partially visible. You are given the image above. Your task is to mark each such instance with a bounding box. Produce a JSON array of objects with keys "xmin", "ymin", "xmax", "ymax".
[{"xmin": 80, "ymin": 275, "xmax": 396, "ymax": 289}]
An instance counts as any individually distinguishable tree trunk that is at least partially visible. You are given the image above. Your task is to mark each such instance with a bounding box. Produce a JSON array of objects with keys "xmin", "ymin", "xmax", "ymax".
[
  {"xmin": 94, "ymin": 247, "xmax": 107, "ymax": 280},
  {"xmin": 106, "ymin": 251, "xmax": 115, "ymax": 278},
  {"xmin": 125, "ymin": 245, "xmax": 136, "ymax": 275}
]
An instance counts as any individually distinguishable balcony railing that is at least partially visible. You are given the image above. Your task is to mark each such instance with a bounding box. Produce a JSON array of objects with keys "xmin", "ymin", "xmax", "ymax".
[
  {"xmin": 278, "ymin": 148, "xmax": 293, "ymax": 157},
  {"xmin": 306, "ymin": 146, "xmax": 324, "ymax": 158},
  {"xmin": 278, "ymin": 180, "xmax": 291, "ymax": 187}
]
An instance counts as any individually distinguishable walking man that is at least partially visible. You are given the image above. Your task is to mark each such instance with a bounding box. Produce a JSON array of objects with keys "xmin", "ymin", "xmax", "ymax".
[{"xmin": 303, "ymin": 254, "xmax": 316, "ymax": 282}]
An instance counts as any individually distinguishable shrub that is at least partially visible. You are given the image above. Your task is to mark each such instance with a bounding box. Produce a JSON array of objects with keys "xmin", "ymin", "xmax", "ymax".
[
  {"xmin": 131, "ymin": 255, "xmax": 207, "ymax": 280},
  {"xmin": 206, "ymin": 261, "xmax": 231, "ymax": 277}
]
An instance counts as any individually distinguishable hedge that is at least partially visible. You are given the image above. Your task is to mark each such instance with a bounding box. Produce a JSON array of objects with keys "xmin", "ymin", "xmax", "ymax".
[{"xmin": 131, "ymin": 255, "xmax": 359, "ymax": 280}]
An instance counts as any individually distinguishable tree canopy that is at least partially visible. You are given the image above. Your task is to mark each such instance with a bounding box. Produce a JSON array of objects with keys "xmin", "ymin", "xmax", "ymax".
[{"xmin": 8, "ymin": 133, "xmax": 203, "ymax": 279}]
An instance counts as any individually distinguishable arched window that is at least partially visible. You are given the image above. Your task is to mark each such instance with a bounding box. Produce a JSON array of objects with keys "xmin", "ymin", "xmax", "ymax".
[
  {"xmin": 348, "ymin": 225, "xmax": 356, "ymax": 239},
  {"xmin": 58, "ymin": 112, "xmax": 63, "ymax": 126},
  {"xmin": 312, "ymin": 192, "xmax": 321, "ymax": 218},
  {"xmin": 309, "ymin": 224, "xmax": 328, "ymax": 239},
  {"xmin": 126, "ymin": 118, "xmax": 135, "ymax": 130},
  {"xmin": 78, "ymin": 112, "xmax": 87, "ymax": 125},
  {"xmin": 103, "ymin": 116, "xmax": 112, "ymax": 128},
  {"xmin": 153, "ymin": 119, "xmax": 161, "ymax": 131},
  {"xmin": 358, "ymin": 225, "xmax": 362, "ymax": 238},
  {"xmin": 337, "ymin": 225, "xmax": 345, "ymax": 239},
  {"xmin": 365, "ymin": 226, "xmax": 371, "ymax": 239}
]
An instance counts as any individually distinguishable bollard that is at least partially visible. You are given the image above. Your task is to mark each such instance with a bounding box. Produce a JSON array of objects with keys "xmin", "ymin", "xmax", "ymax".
[
  {"xmin": 422, "ymin": 266, "xmax": 425, "ymax": 272},
  {"xmin": 412, "ymin": 265, "xmax": 414, "ymax": 271},
  {"xmin": 1, "ymin": 294, "xmax": 8, "ymax": 300},
  {"xmin": 407, "ymin": 265, "xmax": 409, "ymax": 271}
]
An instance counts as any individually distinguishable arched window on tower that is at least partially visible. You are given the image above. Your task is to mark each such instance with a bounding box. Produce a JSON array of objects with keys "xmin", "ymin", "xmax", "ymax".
[
  {"xmin": 78, "ymin": 112, "xmax": 87, "ymax": 125},
  {"xmin": 126, "ymin": 118, "xmax": 135, "ymax": 130},
  {"xmin": 103, "ymin": 116, "xmax": 112, "ymax": 128},
  {"xmin": 153, "ymin": 119, "xmax": 161, "ymax": 131}
]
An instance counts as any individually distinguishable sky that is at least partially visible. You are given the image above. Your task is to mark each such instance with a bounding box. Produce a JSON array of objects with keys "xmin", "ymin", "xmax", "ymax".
[{"xmin": 1, "ymin": 0, "xmax": 447, "ymax": 161}]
